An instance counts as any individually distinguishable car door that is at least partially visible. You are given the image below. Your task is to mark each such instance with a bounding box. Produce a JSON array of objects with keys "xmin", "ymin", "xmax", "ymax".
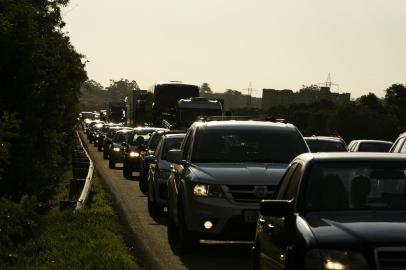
[
  {"xmin": 260, "ymin": 162, "xmax": 303, "ymax": 270},
  {"xmin": 258, "ymin": 163, "xmax": 297, "ymax": 269},
  {"xmin": 149, "ymin": 138, "xmax": 164, "ymax": 200}
]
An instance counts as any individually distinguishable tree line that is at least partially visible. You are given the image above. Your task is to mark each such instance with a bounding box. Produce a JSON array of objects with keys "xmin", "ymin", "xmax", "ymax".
[
  {"xmin": 231, "ymin": 84, "xmax": 406, "ymax": 143},
  {"xmin": 0, "ymin": 0, "xmax": 86, "ymax": 260}
]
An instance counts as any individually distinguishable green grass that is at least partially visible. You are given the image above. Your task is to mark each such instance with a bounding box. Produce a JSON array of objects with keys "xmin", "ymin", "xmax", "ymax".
[{"xmin": 5, "ymin": 176, "xmax": 140, "ymax": 270}]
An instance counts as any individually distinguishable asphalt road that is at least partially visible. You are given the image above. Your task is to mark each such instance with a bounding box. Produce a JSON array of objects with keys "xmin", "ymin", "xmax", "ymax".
[{"xmin": 82, "ymin": 134, "xmax": 253, "ymax": 270}]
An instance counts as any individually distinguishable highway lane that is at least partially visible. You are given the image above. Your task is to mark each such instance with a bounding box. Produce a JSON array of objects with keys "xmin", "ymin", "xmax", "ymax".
[{"xmin": 81, "ymin": 134, "xmax": 252, "ymax": 270}]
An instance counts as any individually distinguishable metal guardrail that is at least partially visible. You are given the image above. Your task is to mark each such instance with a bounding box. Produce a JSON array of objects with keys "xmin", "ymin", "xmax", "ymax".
[{"xmin": 74, "ymin": 130, "xmax": 94, "ymax": 209}]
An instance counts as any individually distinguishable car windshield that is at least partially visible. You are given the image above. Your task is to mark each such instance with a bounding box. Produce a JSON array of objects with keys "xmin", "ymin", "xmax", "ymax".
[
  {"xmin": 130, "ymin": 130, "xmax": 154, "ymax": 145},
  {"xmin": 306, "ymin": 140, "xmax": 347, "ymax": 152},
  {"xmin": 192, "ymin": 128, "xmax": 308, "ymax": 163},
  {"xmin": 358, "ymin": 142, "xmax": 392, "ymax": 152},
  {"xmin": 113, "ymin": 132, "xmax": 131, "ymax": 143},
  {"xmin": 303, "ymin": 162, "xmax": 406, "ymax": 211}
]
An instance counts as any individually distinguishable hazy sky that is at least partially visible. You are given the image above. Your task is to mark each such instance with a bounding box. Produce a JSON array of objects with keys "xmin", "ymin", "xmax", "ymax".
[{"xmin": 63, "ymin": 0, "xmax": 406, "ymax": 98}]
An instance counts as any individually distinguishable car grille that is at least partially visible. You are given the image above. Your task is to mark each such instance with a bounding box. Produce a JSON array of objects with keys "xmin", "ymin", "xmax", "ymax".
[
  {"xmin": 376, "ymin": 247, "xmax": 406, "ymax": 270},
  {"xmin": 223, "ymin": 185, "xmax": 275, "ymax": 204}
]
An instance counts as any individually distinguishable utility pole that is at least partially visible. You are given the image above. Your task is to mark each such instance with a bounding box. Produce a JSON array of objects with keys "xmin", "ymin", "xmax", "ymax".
[{"xmin": 244, "ymin": 82, "xmax": 257, "ymax": 107}]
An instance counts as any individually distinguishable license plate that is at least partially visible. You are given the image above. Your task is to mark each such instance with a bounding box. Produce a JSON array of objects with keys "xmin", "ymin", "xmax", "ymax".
[{"xmin": 244, "ymin": 210, "xmax": 259, "ymax": 223}]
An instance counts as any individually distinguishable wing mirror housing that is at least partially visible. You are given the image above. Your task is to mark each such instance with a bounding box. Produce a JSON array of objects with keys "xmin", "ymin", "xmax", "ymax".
[
  {"xmin": 260, "ymin": 200, "xmax": 293, "ymax": 218},
  {"xmin": 166, "ymin": 149, "xmax": 184, "ymax": 164}
]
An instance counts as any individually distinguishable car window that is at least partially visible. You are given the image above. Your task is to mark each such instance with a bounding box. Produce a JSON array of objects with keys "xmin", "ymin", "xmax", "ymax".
[
  {"xmin": 181, "ymin": 128, "xmax": 194, "ymax": 160},
  {"xmin": 303, "ymin": 162, "xmax": 406, "ymax": 211},
  {"xmin": 148, "ymin": 133, "xmax": 162, "ymax": 152},
  {"xmin": 155, "ymin": 138, "xmax": 164, "ymax": 159},
  {"xmin": 306, "ymin": 140, "xmax": 347, "ymax": 152},
  {"xmin": 283, "ymin": 164, "xmax": 303, "ymax": 200},
  {"xmin": 392, "ymin": 137, "xmax": 405, "ymax": 153},
  {"xmin": 192, "ymin": 129, "xmax": 308, "ymax": 163},
  {"xmin": 358, "ymin": 142, "xmax": 392, "ymax": 152},
  {"xmin": 274, "ymin": 163, "xmax": 298, "ymax": 200},
  {"xmin": 162, "ymin": 137, "xmax": 185, "ymax": 160}
]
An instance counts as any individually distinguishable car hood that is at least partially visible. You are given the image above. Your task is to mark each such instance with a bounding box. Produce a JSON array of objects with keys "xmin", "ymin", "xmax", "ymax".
[
  {"xmin": 189, "ymin": 163, "xmax": 288, "ymax": 185},
  {"xmin": 304, "ymin": 211, "xmax": 406, "ymax": 247}
]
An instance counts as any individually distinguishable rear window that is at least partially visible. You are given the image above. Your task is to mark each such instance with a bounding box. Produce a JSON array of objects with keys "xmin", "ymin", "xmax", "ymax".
[
  {"xmin": 306, "ymin": 140, "xmax": 347, "ymax": 152},
  {"xmin": 358, "ymin": 142, "xmax": 392, "ymax": 152},
  {"xmin": 192, "ymin": 128, "xmax": 308, "ymax": 163}
]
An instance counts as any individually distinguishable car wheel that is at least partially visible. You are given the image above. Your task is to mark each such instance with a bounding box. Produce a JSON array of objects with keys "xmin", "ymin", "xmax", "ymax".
[
  {"xmin": 148, "ymin": 196, "xmax": 163, "ymax": 216},
  {"xmin": 176, "ymin": 206, "xmax": 198, "ymax": 253},
  {"xmin": 167, "ymin": 212, "xmax": 177, "ymax": 247},
  {"xmin": 252, "ymin": 245, "xmax": 261, "ymax": 270},
  {"xmin": 139, "ymin": 177, "xmax": 148, "ymax": 194},
  {"xmin": 123, "ymin": 166, "xmax": 132, "ymax": 179},
  {"xmin": 109, "ymin": 159, "xmax": 115, "ymax": 169}
]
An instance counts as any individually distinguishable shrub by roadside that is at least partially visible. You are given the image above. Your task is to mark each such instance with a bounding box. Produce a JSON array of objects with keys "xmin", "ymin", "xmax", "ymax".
[{"xmin": 0, "ymin": 176, "xmax": 140, "ymax": 270}]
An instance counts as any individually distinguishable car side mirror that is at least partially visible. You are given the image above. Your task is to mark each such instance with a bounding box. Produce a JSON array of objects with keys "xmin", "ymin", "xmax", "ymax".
[
  {"xmin": 144, "ymin": 155, "xmax": 155, "ymax": 163},
  {"xmin": 166, "ymin": 149, "xmax": 183, "ymax": 164},
  {"xmin": 260, "ymin": 200, "xmax": 293, "ymax": 218}
]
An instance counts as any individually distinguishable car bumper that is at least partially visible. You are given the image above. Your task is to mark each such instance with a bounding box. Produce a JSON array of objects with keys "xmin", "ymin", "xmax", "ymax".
[
  {"xmin": 185, "ymin": 196, "xmax": 258, "ymax": 240},
  {"xmin": 110, "ymin": 150, "xmax": 124, "ymax": 163},
  {"xmin": 124, "ymin": 156, "xmax": 141, "ymax": 171}
]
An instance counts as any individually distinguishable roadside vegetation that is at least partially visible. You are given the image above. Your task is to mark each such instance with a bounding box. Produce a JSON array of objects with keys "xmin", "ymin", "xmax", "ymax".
[
  {"xmin": 0, "ymin": 1, "xmax": 138, "ymax": 269},
  {"xmin": 1, "ymin": 175, "xmax": 140, "ymax": 270}
]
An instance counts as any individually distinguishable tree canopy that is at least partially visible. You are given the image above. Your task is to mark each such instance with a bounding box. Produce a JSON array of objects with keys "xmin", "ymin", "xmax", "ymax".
[{"xmin": 0, "ymin": 0, "xmax": 87, "ymax": 199}]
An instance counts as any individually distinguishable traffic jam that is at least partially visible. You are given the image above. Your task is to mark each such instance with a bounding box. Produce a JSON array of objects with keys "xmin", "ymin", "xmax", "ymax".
[{"xmin": 80, "ymin": 82, "xmax": 406, "ymax": 270}]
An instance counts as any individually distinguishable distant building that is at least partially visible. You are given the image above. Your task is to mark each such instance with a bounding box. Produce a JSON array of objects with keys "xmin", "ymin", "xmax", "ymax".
[
  {"xmin": 202, "ymin": 91, "xmax": 261, "ymax": 110},
  {"xmin": 262, "ymin": 86, "xmax": 350, "ymax": 110}
]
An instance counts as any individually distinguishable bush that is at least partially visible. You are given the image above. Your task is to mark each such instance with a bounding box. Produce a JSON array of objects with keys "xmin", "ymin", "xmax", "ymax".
[{"xmin": 0, "ymin": 196, "xmax": 40, "ymax": 264}]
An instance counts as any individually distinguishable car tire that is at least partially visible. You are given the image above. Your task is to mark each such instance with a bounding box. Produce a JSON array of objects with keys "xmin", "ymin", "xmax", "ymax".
[
  {"xmin": 148, "ymin": 196, "xmax": 163, "ymax": 216},
  {"xmin": 123, "ymin": 166, "xmax": 132, "ymax": 179},
  {"xmin": 167, "ymin": 213, "xmax": 177, "ymax": 247},
  {"xmin": 139, "ymin": 177, "xmax": 148, "ymax": 194},
  {"xmin": 109, "ymin": 159, "xmax": 115, "ymax": 169},
  {"xmin": 176, "ymin": 206, "xmax": 198, "ymax": 253}
]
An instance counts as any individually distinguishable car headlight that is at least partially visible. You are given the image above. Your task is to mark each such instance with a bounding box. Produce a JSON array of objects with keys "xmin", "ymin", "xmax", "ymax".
[
  {"xmin": 193, "ymin": 183, "xmax": 224, "ymax": 198},
  {"xmin": 304, "ymin": 249, "xmax": 369, "ymax": 270},
  {"xmin": 113, "ymin": 147, "xmax": 121, "ymax": 152},
  {"xmin": 129, "ymin": 151, "xmax": 139, "ymax": 157}
]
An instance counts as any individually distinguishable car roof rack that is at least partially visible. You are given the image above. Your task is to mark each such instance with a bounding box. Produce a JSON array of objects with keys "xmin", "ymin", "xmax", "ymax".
[{"xmin": 197, "ymin": 115, "xmax": 286, "ymax": 123}]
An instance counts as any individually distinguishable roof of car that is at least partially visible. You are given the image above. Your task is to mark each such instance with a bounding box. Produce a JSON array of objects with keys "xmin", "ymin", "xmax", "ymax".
[
  {"xmin": 194, "ymin": 120, "xmax": 296, "ymax": 130},
  {"xmin": 349, "ymin": 139, "xmax": 392, "ymax": 144},
  {"xmin": 163, "ymin": 133, "xmax": 186, "ymax": 139},
  {"xmin": 295, "ymin": 152, "xmax": 406, "ymax": 163},
  {"xmin": 304, "ymin": 136, "xmax": 344, "ymax": 143}
]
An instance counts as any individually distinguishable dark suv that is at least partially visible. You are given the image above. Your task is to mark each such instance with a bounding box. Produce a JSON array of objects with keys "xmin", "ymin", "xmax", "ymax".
[{"xmin": 166, "ymin": 120, "xmax": 309, "ymax": 252}]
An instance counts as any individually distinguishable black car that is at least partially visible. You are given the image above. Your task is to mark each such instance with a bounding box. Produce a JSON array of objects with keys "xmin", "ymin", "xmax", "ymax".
[
  {"xmin": 139, "ymin": 130, "xmax": 185, "ymax": 194},
  {"xmin": 102, "ymin": 127, "xmax": 126, "ymax": 159},
  {"xmin": 122, "ymin": 127, "xmax": 167, "ymax": 179},
  {"xmin": 253, "ymin": 152, "xmax": 406, "ymax": 270},
  {"xmin": 95, "ymin": 123, "xmax": 122, "ymax": 151}
]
